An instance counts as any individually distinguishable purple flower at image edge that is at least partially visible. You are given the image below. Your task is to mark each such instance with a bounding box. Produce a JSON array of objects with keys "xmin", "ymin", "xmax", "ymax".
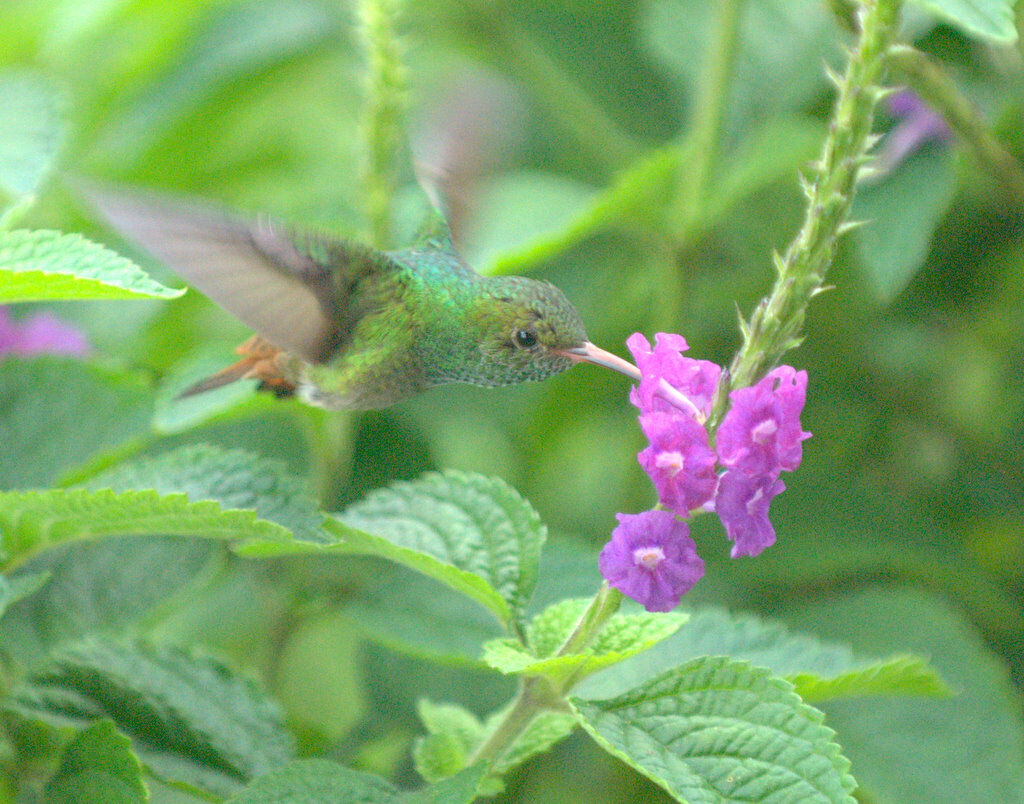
[
  {"xmin": 716, "ymin": 366, "xmax": 811, "ymax": 478},
  {"xmin": 0, "ymin": 307, "xmax": 89, "ymax": 357},
  {"xmin": 637, "ymin": 410, "xmax": 717, "ymax": 516},
  {"xmin": 598, "ymin": 510, "xmax": 704, "ymax": 612},
  {"xmin": 626, "ymin": 332, "xmax": 721, "ymax": 417},
  {"xmin": 714, "ymin": 470, "xmax": 786, "ymax": 558},
  {"xmin": 875, "ymin": 88, "xmax": 952, "ymax": 175}
]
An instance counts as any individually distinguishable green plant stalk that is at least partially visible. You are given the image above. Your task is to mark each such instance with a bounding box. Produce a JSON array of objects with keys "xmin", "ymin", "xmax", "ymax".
[
  {"xmin": 673, "ymin": 0, "xmax": 744, "ymax": 234},
  {"xmin": 357, "ymin": 0, "xmax": 408, "ymax": 248},
  {"xmin": 710, "ymin": 0, "xmax": 901, "ymax": 426},
  {"xmin": 888, "ymin": 44, "xmax": 1024, "ymax": 203},
  {"xmin": 466, "ymin": 584, "xmax": 622, "ymax": 769}
]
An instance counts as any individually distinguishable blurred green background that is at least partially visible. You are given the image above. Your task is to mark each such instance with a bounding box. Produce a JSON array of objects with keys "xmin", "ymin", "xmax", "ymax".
[{"xmin": 2, "ymin": 0, "xmax": 1024, "ymax": 801}]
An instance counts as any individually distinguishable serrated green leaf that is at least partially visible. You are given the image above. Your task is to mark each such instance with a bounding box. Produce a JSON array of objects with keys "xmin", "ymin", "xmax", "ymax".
[
  {"xmin": 0, "ymin": 230, "xmax": 184, "ymax": 302},
  {"xmin": 43, "ymin": 719, "xmax": 146, "ymax": 804},
  {"xmin": 413, "ymin": 732, "xmax": 469, "ymax": 783},
  {"xmin": 0, "ymin": 71, "xmax": 65, "ymax": 198},
  {"xmin": 791, "ymin": 654, "xmax": 951, "ymax": 702},
  {"xmin": 227, "ymin": 759, "xmax": 484, "ymax": 804},
  {"xmin": 83, "ymin": 444, "xmax": 327, "ymax": 544},
  {"xmin": 907, "ymin": 0, "xmax": 1017, "ymax": 43},
  {"xmin": 0, "ymin": 487, "xmax": 296, "ymax": 570},
  {"xmin": 573, "ymin": 657, "xmax": 856, "ymax": 803},
  {"xmin": 0, "ymin": 357, "xmax": 153, "ymax": 491},
  {"xmin": 8, "ymin": 640, "xmax": 294, "ymax": 798},
  {"xmin": 328, "ymin": 471, "xmax": 546, "ymax": 628},
  {"xmin": 227, "ymin": 760, "xmax": 397, "ymax": 803},
  {"xmin": 482, "ymin": 599, "xmax": 686, "ymax": 685},
  {"xmin": 574, "ymin": 607, "xmax": 947, "ymax": 704}
]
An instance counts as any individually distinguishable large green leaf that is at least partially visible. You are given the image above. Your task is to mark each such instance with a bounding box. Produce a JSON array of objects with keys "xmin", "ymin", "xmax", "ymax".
[
  {"xmin": 787, "ymin": 587, "xmax": 1024, "ymax": 804},
  {"xmin": 573, "ymin": 607, "xmax": 947, "ymax": 703},
  {"xmin": 854, "ymin": 146, "xmax": 957, "ymax": 304},
  {"xmin": 327, "ymin": 471, "xmax": 546, "ymax": 629},
  {"xmin": 227, "ymin": 759, "xmax": 484, "ymax": 803},
  {"xmin": 0, "ymin": 487, "xmax": 295, "ymax": 569},
  {"xmin": 0, "ymin": 70, "xmax": 65, "ymax": 198},
  {"xmin": 83, "ymin": 444, "xmax": 327, "ymax": 543},
  {"xmin": 906, "ymin": 0, "xmax": 1017, "ymax": 43},
  {"xmin": 7, "ymin": 640, "xmax": 295, "ymax": 798},
  {"xmin": 43, "ymin": 719, "xmax": 146, "ymax": 804},
  {"xmin": 0, "ymin": 229, "xmax": 183, "ymax": 302},
  {"xmin": 0, "ymin": 357, "xmax": 153, "ymax": 490},
  {"xmin": 572, "ymin": 656, "xmax": 856, "ymax": 803},
  {"xmin": 341, "ymin": 562, "xmax": 505, "ymax": 663}
]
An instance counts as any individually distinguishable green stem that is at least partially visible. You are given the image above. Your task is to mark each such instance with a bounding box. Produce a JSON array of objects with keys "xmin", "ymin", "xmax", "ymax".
[
  {"xmin": 357, "ymin": 0, "xmax": 408, "ymax": 248},
  {"xmin": 303, "ymin": 408, "xmax": 353, "ymax": 508},
  {"xmin": 710, "ymin": 0, "xmax": 901, "ymax": 425},
  {"xmin": 673, "ymin": 0, "xmax": 744, "ymax": 233},
  {"xmin": 888, "ymin": 44, "xmax": 1024, "ymax": 204},
  {"xmin": 466, "ymin": 585, "xmax": 623, "ymax": 769}
]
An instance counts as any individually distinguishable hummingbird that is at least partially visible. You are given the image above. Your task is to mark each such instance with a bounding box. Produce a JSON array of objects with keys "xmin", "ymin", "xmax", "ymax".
[{"xmin": 76, "ymin": 182, "xmax": 639, "ymax": 409}]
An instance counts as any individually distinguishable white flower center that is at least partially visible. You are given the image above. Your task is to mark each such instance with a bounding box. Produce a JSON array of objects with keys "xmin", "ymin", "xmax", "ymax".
[
  {"xmin": 654, "ymin": 451, "xmax": 685, "ymax": 476},
  {"xmin": 633, "ymin": 546, "xmax": 665, "ymax": 570},
  {"xmin": 750, "ymin": 418, "xmax": 778, "ymax": 445}
]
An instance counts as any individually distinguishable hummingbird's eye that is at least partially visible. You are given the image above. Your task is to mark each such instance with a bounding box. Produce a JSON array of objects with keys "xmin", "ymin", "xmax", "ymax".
[{"xmin": 511, "ymin": 328, "xmax": 539, "ymax": 350}]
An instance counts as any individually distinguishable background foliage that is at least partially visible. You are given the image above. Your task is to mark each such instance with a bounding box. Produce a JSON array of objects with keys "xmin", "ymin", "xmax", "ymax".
[{"xmin": 1, "ymin": 0, "xmax": 1023, "ymax": 801}]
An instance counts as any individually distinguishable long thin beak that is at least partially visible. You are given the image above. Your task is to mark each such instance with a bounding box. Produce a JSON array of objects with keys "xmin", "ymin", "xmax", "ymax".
[
  {"xmin": 560, "ymin": 341, "xmax": 703, "ymax": 419},
  {"xmin": 558, "ymin": 342, "xmax": 640, "ymax": 381}
]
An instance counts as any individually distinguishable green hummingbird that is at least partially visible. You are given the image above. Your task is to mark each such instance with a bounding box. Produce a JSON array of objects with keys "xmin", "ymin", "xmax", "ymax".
[{"xmin": 78, "ymin": 182, "xmax": 638, "ymax": 409}]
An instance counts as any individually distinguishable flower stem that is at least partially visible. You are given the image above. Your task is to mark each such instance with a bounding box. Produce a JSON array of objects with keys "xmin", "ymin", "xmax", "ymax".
[
  {"xmin": 888, "ymin": 44, "xmax": 1024, "ymax": 204},
  {"xmin": 466, "ymin": 585, "xmax": 622, "ymax": 769},
  {"xmin": 710, "ymin": 0, "xmax": 901, "ymax": 425},
  {"xmin": 357, "ymin": 0, "xmax": 408, "ymax": 248}
]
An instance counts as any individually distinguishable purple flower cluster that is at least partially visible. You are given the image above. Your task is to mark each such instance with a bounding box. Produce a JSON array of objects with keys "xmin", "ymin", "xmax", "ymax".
[
  {"xmin": 598, "ymin": 333, "xmax": 810, "ymax": 611},
  {"xmin": 0, "ymin": 307, "xmax": 89, "ymax": 357}
]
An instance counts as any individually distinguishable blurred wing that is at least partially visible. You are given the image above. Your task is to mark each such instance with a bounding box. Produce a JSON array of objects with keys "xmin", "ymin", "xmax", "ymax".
[{"xmin": 74, "ymin": 180, "xmax": 360, "ymax": 363}]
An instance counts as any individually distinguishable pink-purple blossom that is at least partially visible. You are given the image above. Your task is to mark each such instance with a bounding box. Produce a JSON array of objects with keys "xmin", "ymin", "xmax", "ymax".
[
  {"xmin": 715, "ymin": 366, "xmax": 811, "ymax": 478},
  {"xmin": 0, "ymin": 307, "xmax": 89, "ymax": 357},
  {"xmin": 626, "ymin": 332, "xmax": 720, "ymax": 417},
  {"xmin": 637, "ymin": 411, "xmax": 717, "ymax": 516},
  {"xmin": 601, "ymin": 331, "xmax": 811, "ymax": 610},
  {"xmin": 714, "ymin": 470, "xmax": 786, "ymax": 558},
  {"xmin": 598, "ymin": 510, "xmax": 704, "ymax": 612}
]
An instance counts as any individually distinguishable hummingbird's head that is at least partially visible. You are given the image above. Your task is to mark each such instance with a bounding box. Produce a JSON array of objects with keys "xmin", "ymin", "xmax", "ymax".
[{"xmin": 462, "ymin": 276, "xmax": 588, "ymax": 386}]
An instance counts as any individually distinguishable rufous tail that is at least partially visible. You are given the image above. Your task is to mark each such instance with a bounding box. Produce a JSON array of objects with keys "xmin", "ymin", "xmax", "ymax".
[{"xmin": 178, "ymin": 336, "xmax": 296, "ymax": 399}]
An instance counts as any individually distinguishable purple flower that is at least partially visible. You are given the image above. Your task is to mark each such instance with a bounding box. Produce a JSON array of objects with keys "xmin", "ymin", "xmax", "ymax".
[
  {"xmin": 637, "ymin": 411, "xmax": 717, "ymax": 516},
  {"xmin": 0, "ymin": 307, "xmax": 89, "ymax": 357},
  {"xmin": 626, "ymin": 332, "xmax": 721, "ymax": 417},
  {"xmin": 598, "ymin": 510, "xmax": 704, "ymax": 612},
  {"xmin": 874, "ymin": 88, "xmax": 951, "ymax": 175},
  {"xmin": 714, "ymin": 470, "xmax": 785, "ymax": 558},
  {"xmin": 715, "ymin": 366, "xmax": 810, "ymax": 478}
]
